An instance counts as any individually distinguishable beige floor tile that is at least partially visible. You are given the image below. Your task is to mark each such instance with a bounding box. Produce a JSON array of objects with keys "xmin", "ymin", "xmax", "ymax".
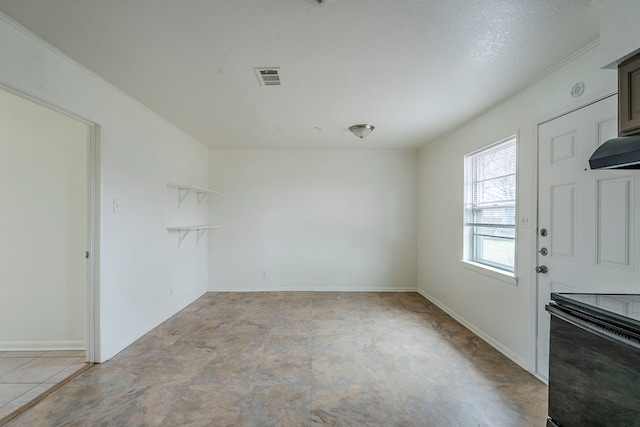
[
  {"xmin": 0, "ymin": 351, "xmax": 46, "ymax": 358},
  {"xmin": 45, "ymin": 361, "xmax": 88, "ymax": 383},
  {"xmin": 0, "ymin": 383, "xmax": 52, "ymax": 418},
  {"xmin": 0, "ymin": 357, "xmax": 82, "ymax": 383},
  {"xmin": 0, "ymin": 383, "xmax": 36, "ymax": 407},
  {"xmin": 42, "ymin": 350, "xmax": 85, "ymax": 358},
  {"xmin": 0, "ymin": 358, "xmax": 34, "ymax": 377}
]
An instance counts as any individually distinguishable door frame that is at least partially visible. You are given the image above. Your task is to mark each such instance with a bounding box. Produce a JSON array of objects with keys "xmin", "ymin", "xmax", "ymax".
[
  {"xmin": 0, "ymin": 84, "xmax": 101, "ymax": 363},
  {"xmin": 530, "ymin": 84, "xmax": 617, "ymax": 381}
]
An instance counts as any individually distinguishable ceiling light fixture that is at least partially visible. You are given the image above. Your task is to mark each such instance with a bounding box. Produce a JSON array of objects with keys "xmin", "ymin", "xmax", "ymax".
[{"xmin": 349, "ymin": 124, "xmax": 375, "ymax": 139}]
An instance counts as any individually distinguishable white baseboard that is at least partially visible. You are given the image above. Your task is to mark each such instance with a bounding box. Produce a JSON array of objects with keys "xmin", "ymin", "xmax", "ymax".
[
  {"xmin": 0, "ymin": 340, "xmax": 85, "ymax": 351},
  {"xmin": 103, "ymin": 289, "xmax": 207, "ymax": 362},
  {"xmin": 532, "ymin": 372, "xmax": 549, "ymax": 385},
  {"xmin": 207, "ymin": 287, "xmax": 419, "ymax": 293},
  {"xmin": 416, "ymin": 288, "xmax": 530, "ymax": 371}
]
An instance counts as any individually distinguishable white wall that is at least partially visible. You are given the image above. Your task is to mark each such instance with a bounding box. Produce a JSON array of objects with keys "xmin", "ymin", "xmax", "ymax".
[
  {"xmin": 0, "ymin": 15, "xmax": 209, "ymax": 361},
  {"xmin": 600, "ymin": 0, "xmax": 640, "ymax": 67},
  {"xmin": 417, "ymin": 43, "xmax": 617, "ymax": 370},
  {"xmin": 0, "ymin": 89, "xmax": 87, "ymax": 350},
  {"xmin": 208, "ymin": 149, "xmax": 417, "ymax": 291}
]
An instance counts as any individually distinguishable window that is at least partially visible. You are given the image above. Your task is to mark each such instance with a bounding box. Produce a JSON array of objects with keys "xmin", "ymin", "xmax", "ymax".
[{"xmin": 464, "ymin": 136, "xmax": 517, "ymax": 273}]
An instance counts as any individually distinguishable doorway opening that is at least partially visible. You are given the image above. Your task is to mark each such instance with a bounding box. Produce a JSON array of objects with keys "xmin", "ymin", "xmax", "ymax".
[{"xmin": 0, "ymin": 86, "xmax": 99, "ymax": 420}]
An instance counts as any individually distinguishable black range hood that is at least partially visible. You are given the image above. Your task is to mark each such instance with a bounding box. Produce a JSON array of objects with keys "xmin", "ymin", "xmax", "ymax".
[
  {"xmin": 588, "ymin": 52, "xmax": 640, "ymax": 170},
  {"xmin": 589, "ymin": 135, "xmax": 640, "ymax": 169}
]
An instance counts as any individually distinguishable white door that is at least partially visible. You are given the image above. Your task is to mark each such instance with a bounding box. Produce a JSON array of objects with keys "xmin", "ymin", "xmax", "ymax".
[{"xmin": 536, "ymin": 94, "xmax": 640, "ymax": 380}]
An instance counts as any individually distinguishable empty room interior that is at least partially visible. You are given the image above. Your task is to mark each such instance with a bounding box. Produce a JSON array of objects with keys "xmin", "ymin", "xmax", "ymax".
[{"xmin": 1, "ymin": 0, "xmax": 640, "ymax": 426}]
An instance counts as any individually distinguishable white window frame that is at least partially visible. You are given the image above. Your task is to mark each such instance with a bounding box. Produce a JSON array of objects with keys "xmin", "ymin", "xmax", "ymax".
[{"xmin": 462, "ymin": 135, "xmax": 518, "ymax": 281}]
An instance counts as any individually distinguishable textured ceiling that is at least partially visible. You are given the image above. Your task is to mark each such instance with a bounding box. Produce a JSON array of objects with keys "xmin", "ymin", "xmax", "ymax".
[{"xmin": 0, "ymin": 0, "xmax": 601, "ymax": 149}]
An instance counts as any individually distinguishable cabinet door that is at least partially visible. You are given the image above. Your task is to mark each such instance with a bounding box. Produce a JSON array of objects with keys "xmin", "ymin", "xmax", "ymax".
[{"xmin": 619, "ymin": 53, "xmax": 640, "ymax": 135}]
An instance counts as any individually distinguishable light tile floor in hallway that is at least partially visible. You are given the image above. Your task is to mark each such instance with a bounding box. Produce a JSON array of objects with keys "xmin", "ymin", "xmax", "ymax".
[
  {"xmin": 3, "ymin": 292, "xmax": 548, "ymax": 426},
  {"xmin": 0, "ymin": 350, "xmax": 86, "ymax": 421}
]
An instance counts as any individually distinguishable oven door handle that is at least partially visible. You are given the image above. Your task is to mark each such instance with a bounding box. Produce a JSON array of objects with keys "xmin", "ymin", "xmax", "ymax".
[{"xmin": 546, "ymin": 305, "xmax": 640, "ymax": 351}]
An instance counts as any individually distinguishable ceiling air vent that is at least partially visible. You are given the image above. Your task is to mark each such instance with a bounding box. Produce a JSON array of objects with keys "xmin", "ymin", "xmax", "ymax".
[{"xmin": 254, "ymin": 68, "xmax": 281, "ymax": 86}]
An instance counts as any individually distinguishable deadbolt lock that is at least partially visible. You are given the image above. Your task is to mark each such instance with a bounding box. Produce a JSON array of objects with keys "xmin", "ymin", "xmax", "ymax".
[
  {"xmin": 539, "ymin": 228, "xmax": 548, "ymax": 237},
  {"xmin": 539, "ymin": 248, "xmax": 548, "ymax": 256}
]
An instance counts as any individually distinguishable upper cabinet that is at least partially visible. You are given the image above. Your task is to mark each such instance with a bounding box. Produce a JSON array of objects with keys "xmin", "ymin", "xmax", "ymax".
[{"xmin": 619, "ymin": 53, "xmax": 640, "ymax": 136}]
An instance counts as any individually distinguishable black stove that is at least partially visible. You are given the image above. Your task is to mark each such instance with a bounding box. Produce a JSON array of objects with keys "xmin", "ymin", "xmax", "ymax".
[{"xmin": 545, "ymin": 293, "xmax": 640, "ymax": 426}]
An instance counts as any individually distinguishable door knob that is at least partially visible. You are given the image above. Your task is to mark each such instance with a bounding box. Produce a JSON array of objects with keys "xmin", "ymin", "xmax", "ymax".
[{"xmin": 535, "ymin": 265, "xmax": 548, "ymax": 274}]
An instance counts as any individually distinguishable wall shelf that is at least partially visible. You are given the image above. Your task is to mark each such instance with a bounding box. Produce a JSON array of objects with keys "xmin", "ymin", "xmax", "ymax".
[
  {"xmin": 167, "ymin": 183, "xmax": 222, "ymax": 209},
  {"xmin": 167, "ymin": 225, "xmax": 221, "ymax": 247},
  {"xmin": 167, "ymin": 182, "xmax": 222, "ymax": 248}
]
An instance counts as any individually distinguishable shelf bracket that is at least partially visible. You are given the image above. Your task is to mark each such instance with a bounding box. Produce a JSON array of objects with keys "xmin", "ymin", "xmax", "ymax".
[
  {"xmin": 168, "ymin": 183, "xmax": 221, "ymax": 210},
  {"xmin": 168, "ymin": 225, "xmax": 220, "ymax": 248},
  {"xmin": 178, "ymin": 229, "xmax": 190, "ymax": 248},
  {"xmin": 197, "ymin": 192, "xmax": 208, "ymax": 210},
  {"xmin": 197, "ymin": 228, "xmax": 207, "ymax": 244},
  {"xmin": 177, "ymin": 188, "xmax": 191, "ymax": 209}
]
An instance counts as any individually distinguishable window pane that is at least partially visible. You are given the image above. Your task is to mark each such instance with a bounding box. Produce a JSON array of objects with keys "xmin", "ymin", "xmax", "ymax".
[
  {"xmin": 474, "ymin": 235, "xmax": 515, "ymax": 271},
  {"xmin": 473, "ymin": 225, "xmax": 515, "ymax": 239},
  {"xmin": 472, "ymin": 175, "xmax": 516, "ymax": 205},
  {"xmin": 464, "ymin": 136, "xmax": 517, "ymax": 273},
  {"xmin": 472, "ymin": 142, "xmax": 517, "ymax": 182},
  {"xmin": 472, "ymin": 206, "xmax": 516, "ymax": 225}
]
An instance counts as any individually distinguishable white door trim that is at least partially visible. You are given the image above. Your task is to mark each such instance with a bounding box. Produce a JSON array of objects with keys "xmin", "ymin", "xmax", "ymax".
[
  {"xmin": 0, "ymin": 83, "xmax": 101, "ymax": 363},
  {"xmin": 530, "ymin": 84, "xmax": 617, "ymax": 381}
]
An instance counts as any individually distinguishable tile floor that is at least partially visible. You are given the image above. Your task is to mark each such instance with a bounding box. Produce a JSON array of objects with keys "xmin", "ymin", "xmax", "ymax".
[
  {"xmin": 0, "ymin": 350, "xmax": 86, "ymax": 421},
  {"xmin": 3, "ymin": 292, "xmax": 548, "ymax": 426}
]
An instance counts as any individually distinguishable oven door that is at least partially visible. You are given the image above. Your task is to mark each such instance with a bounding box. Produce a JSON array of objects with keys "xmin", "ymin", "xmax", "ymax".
[{"xmin": 546, "ymin": 306, "xmax": 640, "ymax": 426}]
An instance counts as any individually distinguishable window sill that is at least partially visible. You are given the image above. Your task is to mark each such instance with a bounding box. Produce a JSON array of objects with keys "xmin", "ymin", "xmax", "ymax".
[{"xmin": 459, "ymin": 260, "xmax": 518, "ymax": 286}]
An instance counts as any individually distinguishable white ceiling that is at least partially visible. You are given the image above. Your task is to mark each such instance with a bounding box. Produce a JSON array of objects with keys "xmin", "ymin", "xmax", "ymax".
[{"xmin": 0, "ymin": 0, "xmax": 602, "ymax": 150}]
